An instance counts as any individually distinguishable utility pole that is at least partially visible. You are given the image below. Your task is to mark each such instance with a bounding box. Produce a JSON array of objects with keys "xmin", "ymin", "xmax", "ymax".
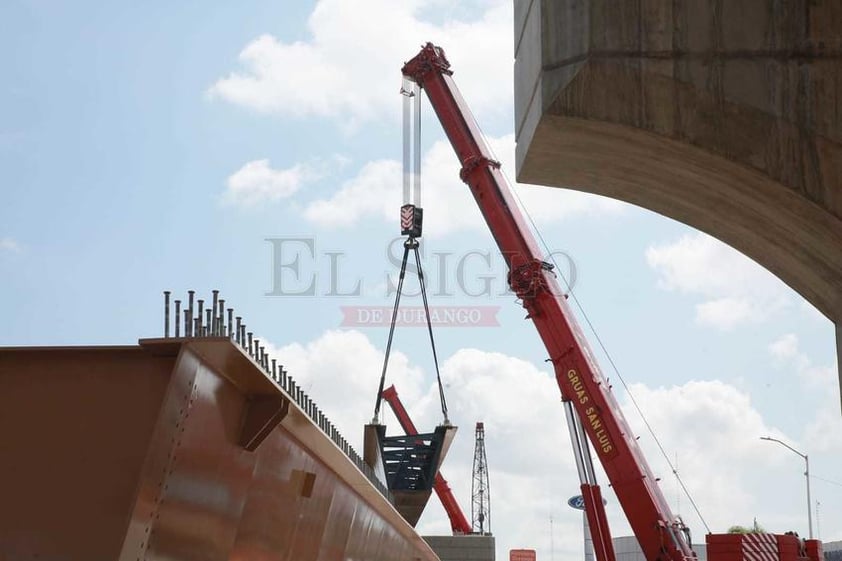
[
  {"xmin": 675, "ymin": 452, "xmax": 680, "ymax": 516},
  {"xmin": 550, "ymin": 515, "xmax": 555, "ymax": 561},
  {"xmin": 816, "ymin": 501, "xmax": 821, "ymax": 540},
  {"xmin": 472, "ymin": 422, "xmax": 491, "ymax": 535},
  {"xmin": 760, "ymin": 436, "xmax": 813, "ymax": 539}
]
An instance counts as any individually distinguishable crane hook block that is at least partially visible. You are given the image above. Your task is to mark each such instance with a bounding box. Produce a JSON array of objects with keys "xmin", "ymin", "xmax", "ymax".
[{"xmin": 401, "ymin": 204, "xmax": 423, "ymax": 238}]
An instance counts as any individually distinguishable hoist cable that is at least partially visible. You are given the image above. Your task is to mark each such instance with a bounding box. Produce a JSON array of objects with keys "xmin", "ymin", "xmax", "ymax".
[
  {"xmin": 413, "ymin": 243, "xmax": 449, "ymax": 423},
  {"xmin": 373, "ymin": 238, "xmax": 450, "ymax": 425},
  {"xmin": 401, "ymin": 80, "xmax": 412, "ymax": 205},
  {"xmin": 378, "ymin": 78, "xmax": 447, "ymax": 424},
  {"xmin": 479, "ymin": 132, "xmax": 711, "ymax": 532},
  {"xmin": 413, "ymin": 82, "xmax": 422, "ymax": 207},
  {"xmin": 526, "ymin": 199, "xmax": 711, "ymax": 534},
  {"xmin": 373, "ymin": 242, "xmax": 411, "ymax": 421}
]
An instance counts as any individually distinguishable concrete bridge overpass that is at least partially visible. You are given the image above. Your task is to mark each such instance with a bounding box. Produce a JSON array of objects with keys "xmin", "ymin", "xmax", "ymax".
[{"xmin": 514, "ymin": 1, "xmax": 842, "ymax": 407}]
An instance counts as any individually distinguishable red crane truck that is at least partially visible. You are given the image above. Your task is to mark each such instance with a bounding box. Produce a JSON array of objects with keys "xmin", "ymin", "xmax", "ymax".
[{"xmin": 401, "ymin": 42, "xmax": 823, "ymax": 561}]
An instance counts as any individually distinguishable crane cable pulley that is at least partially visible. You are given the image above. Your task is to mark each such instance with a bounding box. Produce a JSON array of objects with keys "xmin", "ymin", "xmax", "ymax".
[{"xmin": 372, "ymin": 78, "xmax": 449, "ymax": 425}]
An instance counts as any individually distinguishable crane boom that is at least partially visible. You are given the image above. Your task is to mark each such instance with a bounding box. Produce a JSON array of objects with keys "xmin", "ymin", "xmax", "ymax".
[
  {"xmin": 402, "ymin": 43, "xmax": 695, "ymax": 561},
  {"xmin": 381, "ymin": 385, "xmax": 472, "ymax": 535}
]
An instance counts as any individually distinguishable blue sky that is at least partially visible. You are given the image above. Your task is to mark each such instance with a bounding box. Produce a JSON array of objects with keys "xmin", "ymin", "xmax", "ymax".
[{"xmin": 2, "ymin": 1, "xmax": 840, "ymax": 558}]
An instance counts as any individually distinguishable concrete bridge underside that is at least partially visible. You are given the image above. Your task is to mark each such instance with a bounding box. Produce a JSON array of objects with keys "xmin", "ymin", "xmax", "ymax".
[{"xmin": 514, "ymin": 0, "xmax": 842, "ymax": 406}]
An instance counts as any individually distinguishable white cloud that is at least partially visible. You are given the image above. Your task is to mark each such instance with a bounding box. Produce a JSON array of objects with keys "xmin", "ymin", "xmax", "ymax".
[
  {"xmin": 212, "ymin": 1, "xmax": 623, "ymax": 232},
  {"xmin": 0, "ymin": 237, "xmax": 22, "ymax": 253},
  {"xmin": 426, "ymin": 348, "xmax": 573, "ymax": 473},
  {"xmin": 304, "ymin": 159, "xmax": 401, "ymax": 227},
  {"xmin": 618, "ymin": 380, "xmax": 789, "ymax": 534},
  {"xmin": 256, "ymin": 327, "xmax": 841, "ymax": 556},
  {"xmin": 768, "ymin": 333, "xmax": 836, "ymax": 390},
  {"xmin": 411, "ymin": 347, "xmax": 583, "ymax": 558},
  {"xmin": 694, "ymin": 297, "xmax": 754, "ymax": 330},
  {"xmin": 223, "ymin": 159, "xmax": 317, "ymax": 207},
  {"xmin": 304, "ymin": 135, "xmax": 624, "ymax": 236},
  {"xmin": 207, "ymin": 0, "xmax": 513, "ymax": 129},
  {"xmin": 804, "ymin": 405, "xmax": 842, "ymax": 453},
  {"xmin": 260, "ymin": 330, "xmax": 584, "ymax": 559},
  {"xmin": 646, "ymin": 232, "xmax": 792, "ymax": 330},
  {"xmin": 768, "ymin": 333, "xmax": 800, "ymax": 362},
  {"xmin": 765, "ymin": 334, "xmax": 842, "ymax": 458},
  {"xmin": 262, "ymin": 329, "xmax": 425, "ymax": 452}
]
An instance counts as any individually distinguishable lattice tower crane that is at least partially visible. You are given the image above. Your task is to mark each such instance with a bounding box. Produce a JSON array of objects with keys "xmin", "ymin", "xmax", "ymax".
[{"xmin": 471, "ymin": 422, "xmax": 491, "ymax": 535}]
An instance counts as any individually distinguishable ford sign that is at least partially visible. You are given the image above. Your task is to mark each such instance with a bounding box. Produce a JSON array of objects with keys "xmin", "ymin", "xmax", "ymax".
[
  {"xmin": 568, "ymin": 495, "xmax": 608, "ymax": 510},
  {"xmin": 568, "ymin": 495, "xmax": 586, "ymax": 510}
]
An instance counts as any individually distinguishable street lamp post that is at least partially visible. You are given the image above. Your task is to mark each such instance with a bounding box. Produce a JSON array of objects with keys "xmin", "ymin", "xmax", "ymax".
[{"xmin": 760, "ymin": 436, "xmax": 813, "ymax": 539}]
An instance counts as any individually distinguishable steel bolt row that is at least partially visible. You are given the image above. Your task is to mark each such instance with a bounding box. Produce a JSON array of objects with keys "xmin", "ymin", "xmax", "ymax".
[{"xmin": 162, "ymin": 290, "xmax": 392, "ymax": 502}]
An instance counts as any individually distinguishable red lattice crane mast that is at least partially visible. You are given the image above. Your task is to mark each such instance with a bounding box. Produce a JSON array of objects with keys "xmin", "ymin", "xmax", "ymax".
[{"xmin": 381, "ymin": 385, "xmax": 472, "ymax": 535}]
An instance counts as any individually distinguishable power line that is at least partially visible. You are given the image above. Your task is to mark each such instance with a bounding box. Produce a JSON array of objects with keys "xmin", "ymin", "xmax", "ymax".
[
  {"xmin": 811, "ymin": 473, "xmax": 842, "ymax": 488},
  {"xmin": 496, "ymin": 161, "xmax": 711, "ymax": 533}
]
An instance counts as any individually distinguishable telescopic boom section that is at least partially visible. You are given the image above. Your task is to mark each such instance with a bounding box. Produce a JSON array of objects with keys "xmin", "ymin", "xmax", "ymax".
[
  {"xmin": 381, "ymin": 385, "xmax": 472, "ymax": 535},
  {"xmin": 402, "ymin": 43, "xmax": 696, "ymax": 561}
]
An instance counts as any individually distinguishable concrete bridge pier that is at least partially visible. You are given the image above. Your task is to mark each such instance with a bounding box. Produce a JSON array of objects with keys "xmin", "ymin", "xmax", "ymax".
[{"xmin": 514, "ymin": 0, "xmax": 842, "ymax": 407}]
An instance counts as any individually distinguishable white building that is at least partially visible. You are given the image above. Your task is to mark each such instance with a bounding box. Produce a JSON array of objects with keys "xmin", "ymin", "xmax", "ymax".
[{"xmin": 610, "ymin": 536, "xmax": 707, "ymax": 561}]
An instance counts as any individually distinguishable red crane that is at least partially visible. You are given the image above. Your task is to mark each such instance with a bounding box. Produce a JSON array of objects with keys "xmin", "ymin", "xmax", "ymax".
[
  {"xmin": 402, "ymin": 42, "xmax": 671, "ymax": 561},
  {"xmin": 381, "ymin": 384, "xmax": 472, "ymax": 535},
  {"xmin": 400, "ymin": 42, "xmax": 824, "ymax": 561}
]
